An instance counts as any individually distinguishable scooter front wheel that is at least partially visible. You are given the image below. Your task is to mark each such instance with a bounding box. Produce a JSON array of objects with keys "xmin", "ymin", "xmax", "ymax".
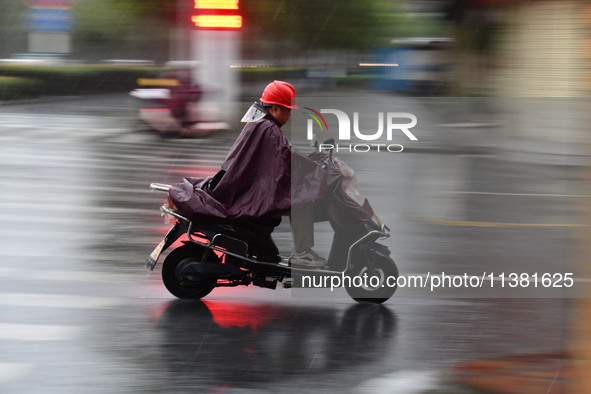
[
  {"xmin": 161, "ymin": 244, "xmax": 217, "ymax": 299},
  {"xmin": 345, "ymin": 254, "xmax": 398, "ymax": 304}
]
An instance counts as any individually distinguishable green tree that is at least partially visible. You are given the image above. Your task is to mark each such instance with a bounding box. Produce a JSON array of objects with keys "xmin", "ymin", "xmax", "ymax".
[
  {"xmin": 0, "ymin": 1, "xmax": 29, "ymax": 58},
  {"xmin": 68, "ymin": 0, "xmax": 442, "ymax": 63},
  {"xmin": 241, "ymin": 0, "xmax": 390, "ymax": 59},
  {"xmin": 73, "ymin": 0, "xmax": 174, "ymax": 61}
]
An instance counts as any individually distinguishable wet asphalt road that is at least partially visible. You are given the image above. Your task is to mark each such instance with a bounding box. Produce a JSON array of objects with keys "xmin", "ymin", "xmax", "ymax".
[{"xmin": 0, "ymin": 94, "xmax": 583, "ymax": 393}]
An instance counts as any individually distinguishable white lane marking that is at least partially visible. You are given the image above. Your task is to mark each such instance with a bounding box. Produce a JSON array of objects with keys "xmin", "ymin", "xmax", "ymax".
[
  {"xmin": 0, "ymin": 293, "xmax": 126, "ymax": 309},
  {"xmin": 352, "ymin": 370, "xmax": 444, "ymax": 393},
  {"xmin": 0, "ymin": 213, "xmax": 131, "ymax": 226},
  {"xmin": 442, "ymin": 191, "xmax": 589, "ymax": 198},
  {"xmin": 0, "ymin": 202, "xmax": 153, "ymax": 215},
  {"xmin": 0, "ymin": 267, "xmax": 138, "ymax": 283},
  {"xmin": 0, "ymin": 149, "xmax": 226, "ymax": 163},
  {"xmin": 0, "ymin": 363, "xmax": 34, "ymax": 383},
  {"xmin": 0, "ymin": 323, "xmax": 82, "ymax": 341}
]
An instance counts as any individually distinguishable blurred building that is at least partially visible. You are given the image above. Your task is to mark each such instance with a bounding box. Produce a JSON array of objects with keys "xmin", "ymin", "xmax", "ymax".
[
  {"xmin": 446, "ymin": 0, "xmax": 591, "ymax": 97},
  {"xmin": 448, "ymin": 3, "xmax": 591, "ymax": 393},
  {"xmin": 446, "ymin": 0, "xmax": 591, "ymax": 158}
]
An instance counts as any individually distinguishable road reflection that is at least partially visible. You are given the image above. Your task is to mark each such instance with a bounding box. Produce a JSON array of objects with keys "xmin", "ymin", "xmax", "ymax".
[{"xmin": 153, "ymin": 299, "xmax": 396, "ymax": 390}]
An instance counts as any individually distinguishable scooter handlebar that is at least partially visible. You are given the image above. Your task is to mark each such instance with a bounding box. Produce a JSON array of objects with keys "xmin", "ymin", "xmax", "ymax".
[{"xmin": 150, "ymin": 183, "xmax": 172, "ymax": 192}]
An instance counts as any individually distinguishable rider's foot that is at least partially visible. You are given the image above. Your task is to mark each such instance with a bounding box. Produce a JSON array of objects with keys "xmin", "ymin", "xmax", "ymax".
[{"xmin": 289, "ymin": 248, "xmax": 326, "ymax": 268}]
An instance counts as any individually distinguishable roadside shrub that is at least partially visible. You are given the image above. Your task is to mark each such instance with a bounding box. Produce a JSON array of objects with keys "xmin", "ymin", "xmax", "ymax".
[
  {"xmin": 0, "ymin": 65, "xmax": 164, "ymax": 99},
  {"xmin": 0, "ymin": 76, "xmax": 44, "ymax": 100}
]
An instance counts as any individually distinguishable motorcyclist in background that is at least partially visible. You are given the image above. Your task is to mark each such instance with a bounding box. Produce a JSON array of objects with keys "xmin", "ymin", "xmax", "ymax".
[{"xmin": 167, "ymin": 69, "xmax": 202, "ymax": 131}]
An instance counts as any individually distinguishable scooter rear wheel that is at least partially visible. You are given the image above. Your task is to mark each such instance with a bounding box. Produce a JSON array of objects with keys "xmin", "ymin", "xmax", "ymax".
[
  {"xmin": 345, "ymin": 255, "xmax": 398, "ymax": 304},
  {"xmin": 161, "ymin": 244, "xmax": 218, "ymax": 299}
]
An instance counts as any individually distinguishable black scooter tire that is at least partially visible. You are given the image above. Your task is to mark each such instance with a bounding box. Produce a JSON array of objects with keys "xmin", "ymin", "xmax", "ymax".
[
  {"xmin": 161, "ymin": 244, "xmax": 217, "ymax": 299},
  {"xmin": 345, "ymin": 255, "xmax": 398, "ymax": 304}
]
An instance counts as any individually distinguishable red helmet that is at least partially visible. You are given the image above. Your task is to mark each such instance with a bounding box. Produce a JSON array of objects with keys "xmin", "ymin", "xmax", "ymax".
[{"xmin": 260, "ymin": 81, "xmax": 299, "ymax": 109}]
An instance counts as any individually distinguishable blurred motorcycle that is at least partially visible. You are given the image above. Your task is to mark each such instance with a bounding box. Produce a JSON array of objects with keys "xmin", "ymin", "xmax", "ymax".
[{"xmin": 129, "ymin": 61, "xmax": 229, "ymax": 137}]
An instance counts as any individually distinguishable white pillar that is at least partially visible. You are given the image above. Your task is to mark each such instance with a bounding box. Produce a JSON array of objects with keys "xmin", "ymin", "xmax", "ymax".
[{"xmin": 191, "ymin": 29, "xmax": 241, "ymax": 119}]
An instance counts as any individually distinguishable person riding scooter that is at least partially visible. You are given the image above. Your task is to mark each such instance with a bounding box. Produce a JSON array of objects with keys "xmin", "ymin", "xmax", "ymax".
[
  {"xmin": 167, "ymin": 69, "xmax": 202, "ymax": 131},
  {"xmin": 168, "ymin": 81, "xmax": 329, "ymax": 267}
]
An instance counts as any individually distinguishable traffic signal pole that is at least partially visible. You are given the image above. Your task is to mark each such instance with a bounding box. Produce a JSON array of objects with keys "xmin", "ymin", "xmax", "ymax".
[{"xmin": 191, "ymin": 0, "xmax": 242, "ymax": 114}]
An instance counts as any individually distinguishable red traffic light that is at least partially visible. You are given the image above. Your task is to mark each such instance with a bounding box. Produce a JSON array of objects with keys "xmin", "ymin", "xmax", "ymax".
[
  {"xmin": 195, "ymin": 0, "xmax": 238, "ymax": 9},
  {"xmin": 193, "ymin": 0, "xmax": 242, "ymax": 29}
]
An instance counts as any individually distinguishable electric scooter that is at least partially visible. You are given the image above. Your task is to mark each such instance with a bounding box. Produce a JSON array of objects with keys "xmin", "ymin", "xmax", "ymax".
[{"xmin": 145, "ymin": 147, "xmax": 398, "ymax": 304}]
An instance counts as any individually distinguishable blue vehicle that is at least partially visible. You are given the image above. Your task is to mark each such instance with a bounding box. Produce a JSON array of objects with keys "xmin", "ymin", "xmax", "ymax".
[{"xmin": 373, "ymin": 37, "xmax": 455, "ymax": 95}]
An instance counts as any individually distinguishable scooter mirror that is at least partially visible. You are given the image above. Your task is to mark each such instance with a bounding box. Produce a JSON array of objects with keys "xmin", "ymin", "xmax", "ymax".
[
  {"xmin": 310, "ymin": 133, "xmax": 317, "ymax": 147},
  {"xmin": 323, "ymin": 138, "xmax": 336, "ymax": 161}
]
